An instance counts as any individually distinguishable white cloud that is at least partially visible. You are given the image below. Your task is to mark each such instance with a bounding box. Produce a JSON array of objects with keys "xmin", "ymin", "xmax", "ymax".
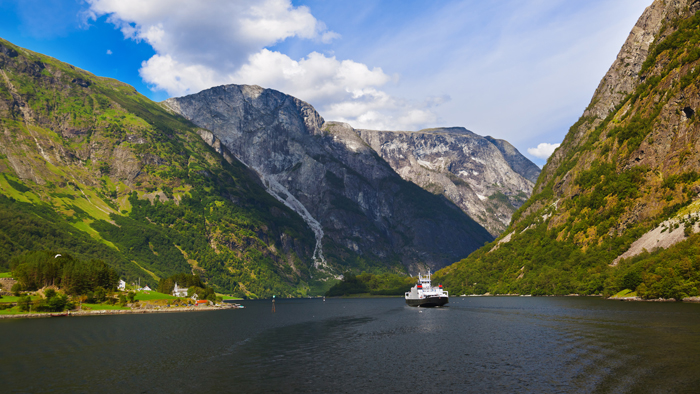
[
  {"xmin": 86, "ymin": 0, "xmax": 442, "ymax": 131},
  {"xmin": 528, "ymin": 143, "xmax": 560, "ymax": 159},
  {"xmin": 106, "ymin": 49, "xmax": 112, "ymax": 55},
  {"xmin": 232, "ymin": 50, "xmax": 390, "ymax": 103},
  {"xmin": 86, "ymin": 0, "xmax": 332, "ymax": 68}
]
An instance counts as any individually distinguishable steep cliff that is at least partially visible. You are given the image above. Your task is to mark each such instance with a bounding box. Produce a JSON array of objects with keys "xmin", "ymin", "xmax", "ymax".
[
  {"xmin": 356, "ymin": 127, "xmax": 540, "ymax": 235},
  {"xmin": 164, "ymin": 86, "xmax": 494, "ymax": 274},
  {"xmin": 0, "ymin": 38, "xmax": 320, "ymax": 298},
  {"xmin": 436, "ymin": 0, "xmax": 700, "ymax": 300}
]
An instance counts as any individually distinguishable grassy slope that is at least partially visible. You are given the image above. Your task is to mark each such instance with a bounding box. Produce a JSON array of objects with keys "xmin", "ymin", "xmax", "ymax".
[
  {"xmin": 0, "ymin": 37, "xmax": 319, "ymax": 298},
  {"xmin": 134, "ymin": 291, "xmax": 178, "ymax": 301},
  {"xmin": 435, "ymin": 8, "xmax": 700, "ymax": 299}
]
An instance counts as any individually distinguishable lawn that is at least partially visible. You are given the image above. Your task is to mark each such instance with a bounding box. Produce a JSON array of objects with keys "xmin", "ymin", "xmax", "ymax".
[
  {"xmin": 0, "ymin": 306, "xmax": 23, "ymax": 315},
  {"xmin": 134, "ymin": 291, "xmax": 177, "ymax": 301},
  {"xmin": 218, "ymin": 294, "xmax": 243, "ymax": 300},
  {"xmin": 0, "ymin": 295, "xmax": 42, "ymax": 303},
  {"xmin": 0, "ymin": 272, "xmax": 12, "ymax": 278}
]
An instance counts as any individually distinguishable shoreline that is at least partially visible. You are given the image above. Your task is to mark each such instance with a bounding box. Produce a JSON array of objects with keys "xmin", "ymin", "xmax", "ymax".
[
  {"xmin": 608, "ymin": 295, "xmax": 700, "ymax": 303},
  {"xmin": 0, "ymin": 304, "xmax": 242, "ymax": 320}
]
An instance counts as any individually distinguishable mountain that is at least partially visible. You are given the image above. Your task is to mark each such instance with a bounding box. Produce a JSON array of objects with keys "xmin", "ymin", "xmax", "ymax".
[
  {"xmin": 164, "ymin": 86, "xmax": 494, "ymax": 274},
  {"xmin": 356, "ymin": 127, "xmax": 540, "ymax": 235},
  {"xmin": 0, "ymin": 37, "xmax": 322, "ymax": 298},
  {"xmin": 436, "ymin": 0, "xmax": 700, "ymax": 300}
]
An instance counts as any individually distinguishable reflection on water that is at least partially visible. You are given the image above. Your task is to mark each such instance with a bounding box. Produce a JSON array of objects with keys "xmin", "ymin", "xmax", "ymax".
[{"xmin": 1, "ymin": 297, "xmax": 700, "ymax": 393}]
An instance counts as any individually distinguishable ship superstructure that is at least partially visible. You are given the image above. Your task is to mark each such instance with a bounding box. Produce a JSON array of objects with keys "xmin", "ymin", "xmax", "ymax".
[{"xmin": 405, "ymin": 271, "xmax": 448, "ymax": 307}]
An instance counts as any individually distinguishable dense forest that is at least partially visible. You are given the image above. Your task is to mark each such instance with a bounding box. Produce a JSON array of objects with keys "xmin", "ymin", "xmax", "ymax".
[{"xmin": 10, "ymin": 250, "xmax": 118, "ymax": 295}]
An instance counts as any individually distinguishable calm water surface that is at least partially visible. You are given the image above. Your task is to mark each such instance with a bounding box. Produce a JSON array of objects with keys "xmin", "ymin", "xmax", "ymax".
[{"xmin": 2, "ymin": 297, "xmax": 700, "ymax": 393}]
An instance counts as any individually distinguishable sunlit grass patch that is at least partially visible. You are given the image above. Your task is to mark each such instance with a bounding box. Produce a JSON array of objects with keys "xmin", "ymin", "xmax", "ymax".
[
  {"xmin": 610, "ymin": 289, "xmax": 637, "ymax": 298},
  {"xmin": 134, "ymin": 291, "xmax": 177, "ymax": 301}
]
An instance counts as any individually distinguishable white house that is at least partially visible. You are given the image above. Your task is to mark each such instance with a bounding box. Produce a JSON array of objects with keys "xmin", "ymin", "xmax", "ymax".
[
  {"xmin": 141, "ymin": 285, "xmax": 152, "ymax": 291},
  {"xmin": 118, "ymin": 279, "xmax": 126, "ymax": 291},
  {"xmin": 172, "ymin": 282, "xmax": 188, "ymax": 297}
]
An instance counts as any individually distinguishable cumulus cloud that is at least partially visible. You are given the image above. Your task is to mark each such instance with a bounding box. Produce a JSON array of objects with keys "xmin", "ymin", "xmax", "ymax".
[
  {"xmin": 232, "ymin": 50, "xmax": 390, "ymax": 103},
  {"xmin": 86, "ymin": 0, "xmax": 331, "ymax": 69},
  {"xmin": 86, "ymin": 0, "xmax": 440, "ymax": 130},
  {"xmin": 528, "ymin": 143, "xmax": 560, "ymax": 159},
  {"xmin": 106, "ymin": 49, "xmax": 112, "ymax": 55}
]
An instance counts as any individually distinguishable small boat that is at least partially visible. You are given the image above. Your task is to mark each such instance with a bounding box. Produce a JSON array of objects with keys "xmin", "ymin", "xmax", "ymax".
[{"xmin": 405, "ymin": 270, "xmax": 448, "ymax": 307}]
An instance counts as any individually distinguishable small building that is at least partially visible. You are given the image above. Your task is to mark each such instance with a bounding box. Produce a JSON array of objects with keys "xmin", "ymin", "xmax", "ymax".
[
  {"xmin": 117, "ymin": 279, "xmax": 126, "ymax": 291},
  {"xmin": 196, "ymin": 300, "xmax": 208, "ymax": 306},
  {"xmin": 172, "ymin": 282, "xmax": 188, "ymax": 297}
]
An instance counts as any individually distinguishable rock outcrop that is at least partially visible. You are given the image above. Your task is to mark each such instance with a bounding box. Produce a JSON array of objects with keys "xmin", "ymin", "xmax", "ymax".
[
  {"xmin": 164, "ymin": 85, "xmax": 494, "ymax": 273},
  {"xmin": 356, "ymin": 127, "xmax": 540, "ymax": 235},
  {"xmin": 435, "ymin": 0, "xmax": 700, "ymax": 298}
]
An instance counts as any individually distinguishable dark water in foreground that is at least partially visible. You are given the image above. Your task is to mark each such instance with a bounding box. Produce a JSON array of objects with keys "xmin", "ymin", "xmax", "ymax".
[{"xmin": 2, "ymin": 297, "xmax": 700, "ymax": 393}]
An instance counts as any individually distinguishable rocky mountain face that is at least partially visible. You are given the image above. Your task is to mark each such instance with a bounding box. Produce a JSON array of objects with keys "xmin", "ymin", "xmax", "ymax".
[
  {"xmin": 356, "ymin": 127, "xmax": 540, "ymax": 235},
  {"xmin": 0, "ymin": 38, "xmax": 321, "ymax": 298},
  {"xmin": 436, "ymin": 0, "xmax": 700, "ymax": 300},
  {"xmin": 164, "ymin": 86, "xmax": 494, "ymax": 274}
]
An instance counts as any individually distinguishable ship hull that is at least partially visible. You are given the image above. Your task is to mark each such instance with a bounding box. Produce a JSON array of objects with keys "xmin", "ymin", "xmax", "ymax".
[{"xmin": 405, "ymin": 296, "xmax": 449, "ymax": 307}]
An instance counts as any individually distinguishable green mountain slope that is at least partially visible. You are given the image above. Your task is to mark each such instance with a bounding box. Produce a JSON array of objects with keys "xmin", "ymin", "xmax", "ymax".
[
  {"xmin": 0, "ymin": 37, "xmax": 323, "ymax": 298},
  {"xmin": 435, "ymin": 1, "xmax": 700, "ymax": 299}
]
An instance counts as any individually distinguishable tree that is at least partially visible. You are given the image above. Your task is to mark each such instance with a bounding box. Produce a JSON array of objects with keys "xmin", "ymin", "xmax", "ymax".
[
  {"xmin": 17, "ymin": 295, "xmax": 32, "ymax": 312},
  {"xmin": 11, "ymin": 283, "xmax": 21, "ymax": 296},
  {"xmin": 94, "ymin": 286, "xmax": 106, "ymax": 303},
  {"xmin": 622, "ymin": 270, "xmax": 643, "ymax": 291}
]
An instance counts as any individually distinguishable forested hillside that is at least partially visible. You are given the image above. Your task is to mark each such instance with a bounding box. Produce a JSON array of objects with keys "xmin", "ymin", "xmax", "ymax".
[
  {"xmin": 0, "ymin": 37, "xmax": 323, "ymax": 298},
  {"xmin": 436, "ymin": 0, "xmax": 700, "ymax": 300}
]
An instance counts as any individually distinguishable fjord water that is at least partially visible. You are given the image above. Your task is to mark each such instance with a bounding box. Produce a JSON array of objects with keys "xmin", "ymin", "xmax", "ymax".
[{"xmin": 2, "ymin": 298, "xmax": 700, "ymax": 393}]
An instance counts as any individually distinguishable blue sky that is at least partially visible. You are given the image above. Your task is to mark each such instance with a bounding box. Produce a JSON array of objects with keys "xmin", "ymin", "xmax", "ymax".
[{"xmin": 0, "ymin": 0, "xmax": 651, "ymax": 166}]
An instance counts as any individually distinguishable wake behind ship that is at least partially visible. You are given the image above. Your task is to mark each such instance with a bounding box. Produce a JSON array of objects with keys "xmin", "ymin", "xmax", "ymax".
[{"xmin": 405, "ymin": 271, "xmax": 448, "ymax": 307}]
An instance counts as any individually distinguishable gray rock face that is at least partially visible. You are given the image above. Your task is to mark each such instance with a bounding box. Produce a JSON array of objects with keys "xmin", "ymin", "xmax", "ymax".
[
  {"xmin": 164, "ymin": 85, "xmax": 493, "ymax": 273},
  {"xmin": 356, "ymin": 128, "xmax": 540, "ymax": 235},
  {"xmin": 540, "ymin": 0, "xmax": 696, "ymax": 193}
]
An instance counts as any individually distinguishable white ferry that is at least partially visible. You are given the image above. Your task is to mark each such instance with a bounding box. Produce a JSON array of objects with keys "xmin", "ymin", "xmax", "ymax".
[{"xmin": 405, "ymin": 270, "xmax": 449, "ymax": 307}]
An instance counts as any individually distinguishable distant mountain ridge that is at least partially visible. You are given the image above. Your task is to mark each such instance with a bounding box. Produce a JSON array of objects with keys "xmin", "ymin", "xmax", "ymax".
[
  {"xmin": 164, "ymin": 86, "xmax": 496, "ymax": 274},
  {"xmin": 356, "ymin": 126, "xmax": 540, "ymax": 235}
]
